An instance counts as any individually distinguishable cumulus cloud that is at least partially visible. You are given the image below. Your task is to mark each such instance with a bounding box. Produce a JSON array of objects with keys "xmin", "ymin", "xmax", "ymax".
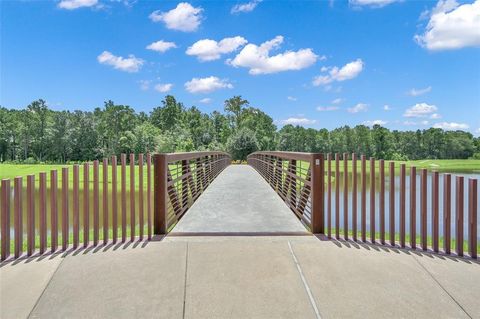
[
  {"xmin": 58, "ymin": 0, "xmax": 98, "ymax": 9},
  {"xmin": 97, "ymin": 51, "xmax": 144, "ymax": 72},
  {"xmin": 312, "ymin": 59, "xmax": 364, "ymax": 86},
  {"xmin": 287, "ymin": 96, "xmax": 297, "ymax": 101},
  {"xmin": 227, "ymin": 36, "xmax": 318, "ymax": 75},
  {"xmin": 349, "ymin": 0, "xmax": 400, "ymax": 7},
  {"xmin": 149, "ymin": 2, "xmax": 203, "ymax": 32},
  {"xmin": 317, "ymin": 106, "xmax": 339, "ymax": 111},
  {"xmin": 186, "ymin": 36, "xmax": 248, "ymax": 61},
  {"xmin": 281, "ymin": 117, "xmax": 316, "ymax": 125},
  {"xmin": 199, "ymin": 98, "xmax": 212, "ymax": 104},
  {"xmin": 433, "ymin": 122, "xmax": 469, "ymax": 130},
  {"xmin": 231, "ymin": 0, "xmax": 262, "ymax": 14},
  {"xmin": 407, "ymin": 86, "xmax": 432, "ymax": 96},
  {"xmin": 383, "ymin": 105, "xmax": 391, "ymax": 111},
  {"xmin": 415, "ymin": 0, "xmax": 480, "ymax": 50},
  {"xmin": 184, "ymin": 76, "xmax": 233, "ymax": 93},
  {"xmin": 430, "ymin": 113, "xmax": 442, "ymax": 119},
  {"xmin": 403, "ymin": 103, "xmax": 437, "ymax": 118},
  {"xmin": 139, "ymin": 80, "xmax": 151, "ymax": 91},
  {"xmin": 146, "ymin": 40, "xmax": 177, "ymax": 53},
  {"xmin": 363, "ymin": 120, "xmax": 388, "ymax": 126},
  {"xmin": 331, "ymin": 98, "xmax": 344, "ymax": 104},
  {"xmin": 403, "ymin": 120, "xmax": 430, "ymax": 126},
  {"xmin": 154, "ymin": 83, "xmax": 173, "ymax": 93},
  {"xmin": 347, "ymin": 103, "xmax": 368, "ymax": 113}
]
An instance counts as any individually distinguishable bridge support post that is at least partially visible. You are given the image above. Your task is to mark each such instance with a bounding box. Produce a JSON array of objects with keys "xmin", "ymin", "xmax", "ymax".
[
  {"xmin": 311, "ymin": 153, "xmax": 325, "ymax": 234},
  {"xmin": 154, "ymin": 154, "xmax": 167, "ymax": 235}
]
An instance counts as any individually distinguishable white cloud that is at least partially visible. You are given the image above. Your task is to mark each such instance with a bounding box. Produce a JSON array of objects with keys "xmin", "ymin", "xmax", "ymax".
[
  {"xmin": 415, "ymin": 0, "xmax": 480, "ymax": 50},
  {"xmin": 199, "ymin": 98, "xmax": 212, "ymax": 104},
  {"xmin": 383, "ymin": 105, "xmax": 391, "ymax": 111},
  {"xmin": 331, "ymin": 98, "xmax": 344, "ymax": 105},
  {"xmin": 186, "ymin": 36, "xmax": 248, "ymax": 61},
  {"xmin": 231, "ymin": 0, "xmax": 262, "ymax": 14},
  {"xmin": 97, "ymin": 51, "xmax": 144, "ymax": 72},
  {"xmin": 58, "ymin": 0, "xmax": 98, "ymax": 9},
  {"xmin": 347, "ymin": 103, "xmax": 368, "ymax": 113},
  {"xmin": 287, "ymin": 96, "xmax": 297, "ymax": 101},
  {"xmin": 184, "ymin": 76, "xmax": 233, "ymax": 94},
  {"xmin": 407, "ymin": 86, "xmax": 432, "ymax": 96},
  {"xmin": 149, "ymin": 2, "xmax": 203, "ymax": 32},
  {"xmin": 139, "ymin": 80, "xmax": 150, "ymax": 91},
  {"xmin": 146, "ymin": 40, "xmax": 177, "ymax": 53},
  {"xmin": 433, "ymin": 122, "xmax": 469, "ymax": 130},
  {"xmin": 349, "ymin": 0, "xmax": 400, "ymax": 7},
  {"xmin": 363, "ymin": 120, "xmax": 388, "ymax": 126},
  {"xmin": 402, "ymin": 120, "xmax": 430, "ymax": 126},
  {"xmin": 403, "ymin": 103, "xmax": 437, "ymax": 118},
  {"xmin": 430, "ymin": 113, "xmax": 442, "ymax": 119},
  {"xmin": 228, "ymin": 36, "xmax": 318, "ymax": 75},
  {"xmin": 281, "ymin": 117, "xmax": 316, "ymax": 125},
  {"xmin": 313, "ymin": 59, "xmax": 364, "ymax": 86},
  {"xmin": 317, "ymin": 106, "xmax": 339, "ymax": 111},
  {"xmin": 154, "ymin": 83, "xmax": 173, "ymax": 93}
]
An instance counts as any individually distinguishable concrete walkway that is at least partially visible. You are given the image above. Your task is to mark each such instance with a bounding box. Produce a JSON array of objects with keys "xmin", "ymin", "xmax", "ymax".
[
  {"xmin": 1, "ymin": 236, "xmax": 479, "ymax": 319},
  {"xmin": 171, "ymin": 165, "xmax": 308, "ymax": 234}
]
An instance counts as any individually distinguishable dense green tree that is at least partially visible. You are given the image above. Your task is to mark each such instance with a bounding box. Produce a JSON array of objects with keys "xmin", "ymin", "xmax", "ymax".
[{"xmin": 226, "ymin": 127, "xmax": 259, "ymax": 161}]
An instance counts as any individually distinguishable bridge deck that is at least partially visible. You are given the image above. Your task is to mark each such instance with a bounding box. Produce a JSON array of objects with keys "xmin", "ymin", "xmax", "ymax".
[{"xmin": 171, "ymin": 165, "xmax": 308, "ymax": 235}]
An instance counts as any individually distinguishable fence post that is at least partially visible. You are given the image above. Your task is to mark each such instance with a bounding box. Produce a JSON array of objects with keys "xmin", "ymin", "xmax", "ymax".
[
  {"xmin": 311, "ymin": 153, "xmax": 324, "ymax": 234},
  {"xmin": 154, "ymin": 154, "xmax": 168, "ymax": 235}
]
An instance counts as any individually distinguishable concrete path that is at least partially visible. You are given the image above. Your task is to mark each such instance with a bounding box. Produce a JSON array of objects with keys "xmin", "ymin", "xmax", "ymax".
[
  {"xmin": 1, "ymin": 236, "xmax": 479, "ymax": 319},
  {"xmin": 171, "ymin": 165, "xmax": 308, "ymax": 234}
]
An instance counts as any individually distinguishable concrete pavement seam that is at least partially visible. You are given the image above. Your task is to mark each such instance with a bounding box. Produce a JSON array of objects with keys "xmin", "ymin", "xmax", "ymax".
[
  {"xmin": 287, "ymin": 241, "xmax": 322, "ymax": 319},
  {"xmin": 182, "ymin": 242, "xmax": 189, "ymax": 319},
  {"xmin": 411, "ymin": 254, "xmax": 472, "ymax": 319},
  {"xmin": 26, "ymin": 255, "xmax": 66, "ymax": 319}
]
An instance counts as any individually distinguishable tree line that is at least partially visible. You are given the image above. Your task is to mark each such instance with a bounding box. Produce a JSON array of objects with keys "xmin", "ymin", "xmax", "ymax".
[{"xmin": 0, "ymin": 96, "xmax": 478, "ymax": 162}]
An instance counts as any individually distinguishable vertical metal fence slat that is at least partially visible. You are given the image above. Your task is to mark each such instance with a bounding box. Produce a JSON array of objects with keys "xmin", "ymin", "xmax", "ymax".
[
  {"xmin": 111, "ymin": 155, "xmax": 118, "ymax": 243},
  {"xmin": 121, "ymin": 154, "xmax": 127, "ymax": 243},
  {"xmin": 421, "ymin": 169, "xmax": 428, "ymax": 251},
  {"xmin": 370, "ymin": 158, "xmax": 375, "ymax": 243},
  {"xmin": 327, "ymin": 153, "xmax": 332, "ymax": 238},
  {"xmin": 62, "ymin": 168, "xmax": 69, "ymax": 251},
  {"xmin": 432, "ymin": 171, "xmax": 439, "ymax": 253},
  {"xmin": 103, "ymin": 158, "xmax": 109, "ymax": 245},
  {"xmin": 444, "ymin": 174, "xmax": 451, "ymax": 254},
  {"xmin": 147, "ymin": 153, "xmax": 152, "ymax": 240},
  {"xmin": 83, "ymin": 163, "xmax": 90, "ymax": 248},
  {"xmin": 14, "ymin": 177, "xmax": 23, "ymax": 258},
  {"xmin": 39, "ymin": 172, "xmax": 47, "ymax": 253},
  {"xmin": 361, "ymin": 155, "xmax": 366, "ymax": 242},
  {"xmin": 468, "ymin": 178, "xmax": 477, "ymax": 259},
  {"xmin": 343, "ymin": 153, "xmax": 348, "ymax": 240},
  {"xmin": 130, "ymin": 153, "xmax": 136, "ymax": 242},
  {"xmin": 410, "ymin": 166, "xmax": 416, "ymax": 249},
  {"xmin": 400, "ymin": 164, "xmax": 406, "ymax": 248},
  {"xmin": 51, "ymin": 170, "xmax": 58, "ymax": 253},
  {"xmin": 352, "ymin": 153, "xmax": 357, "ymax": 241},
  {"xmin": 389, "ymin": 162, "xmax": 395, "ymax": 246},
  {"xmin": 1, "ymin": 179, "xmax": 10, "ymax": 261},
  {"xmin": 379, "ymin": 159, "xmax": 385, "ymax": 245},
  {"xmin": 93, "ymin": 160, "xmax": 100, "ymax": 246},
  {"xmin": 73, "ymin": 165, "xmax": 79, "ymax": 249},
  {"xmin": 455, "ymin": 176, "xmax": 464, "ymax": 257},
  {"xmin": 27, "ymin": 175, "xmax": 35, "ymax": 256},
  {"xmin": 335, "ymin": 153, "xmax": 340, "ymax": 239},
  {"xmin": 139, "ymin": 153, "xmax": 144, "ymax": 241}
]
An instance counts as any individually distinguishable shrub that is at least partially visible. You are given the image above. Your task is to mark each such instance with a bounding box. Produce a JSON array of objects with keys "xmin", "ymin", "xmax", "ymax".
[{"xmin": 226, "ymin": 128, "xmax": 259, "ymax": 161}]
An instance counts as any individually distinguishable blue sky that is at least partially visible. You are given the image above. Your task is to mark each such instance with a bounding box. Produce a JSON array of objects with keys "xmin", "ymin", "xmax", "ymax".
[{"xmin": 1, "ymin": 0, "xmax": 479, "ymax": 134}]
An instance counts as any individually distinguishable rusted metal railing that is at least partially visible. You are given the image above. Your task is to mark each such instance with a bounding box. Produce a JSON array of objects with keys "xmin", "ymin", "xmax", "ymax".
[
  {"xmin": 153, "ymin": 152, "xmax": 231, "ymax": 234},
  {"xmin": 248, "ymin": 151, "xmax": 478, "ymax": 259},
  {"xmin": 247, "ymin": 152, "xmax": 325, "ymax": 233}
]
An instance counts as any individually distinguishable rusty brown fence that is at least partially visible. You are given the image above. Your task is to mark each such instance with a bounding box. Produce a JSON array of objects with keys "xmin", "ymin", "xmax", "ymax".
[
  {"xmin": 153, "ymin": 152, "xmax": 231, "ymax": 234},
  {"xmin": 1, "ymin": 151, "xmax": 230, "ymax": 261},
  {"xmin": 248, "ymin": 151, "xmax": 478, "ymax": 259}
]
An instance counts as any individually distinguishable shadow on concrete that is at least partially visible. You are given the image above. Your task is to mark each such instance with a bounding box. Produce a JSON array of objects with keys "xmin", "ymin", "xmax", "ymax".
[
  {"xmin": 0, "ymin": 235, "xmax": 166, "ymax": 268},
  {"xmin": 313, "ymin": 234, "xmax": 479, "ymax": 265}
]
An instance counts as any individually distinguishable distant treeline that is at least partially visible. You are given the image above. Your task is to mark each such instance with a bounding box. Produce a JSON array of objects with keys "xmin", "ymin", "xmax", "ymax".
[{"xmin": 1, "ymin": 96, "xmax": 479, "ymax": 162}]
